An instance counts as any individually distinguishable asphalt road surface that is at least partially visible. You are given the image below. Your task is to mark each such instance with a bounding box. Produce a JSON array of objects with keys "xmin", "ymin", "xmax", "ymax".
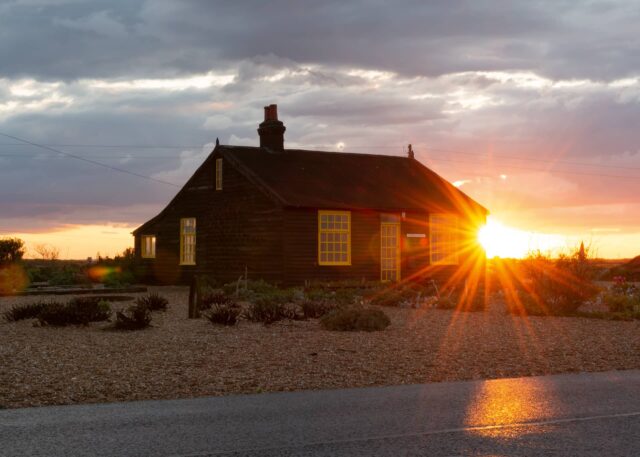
[{"xmin": 1, "ymin": 370, "xmax": 639, "ymax": 456}]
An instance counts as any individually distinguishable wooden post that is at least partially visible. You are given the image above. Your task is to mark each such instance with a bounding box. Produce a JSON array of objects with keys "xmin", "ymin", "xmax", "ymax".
[{"xmin": 188, "ymin": 275, "xmax": 201, "ymax": 319}]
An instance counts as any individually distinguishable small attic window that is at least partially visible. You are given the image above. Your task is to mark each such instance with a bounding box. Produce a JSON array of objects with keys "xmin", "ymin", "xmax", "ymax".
[{"xmin": 215, "ymin": 158, "xmax": 223, "ymax": 190}]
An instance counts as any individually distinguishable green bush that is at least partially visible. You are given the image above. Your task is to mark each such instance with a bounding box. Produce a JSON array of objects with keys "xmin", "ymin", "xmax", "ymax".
[
  {"xmin": 48, "ymin": 265, "xmax": 89, "ymax": 286},
  {"xmin": 3, "ymin": 300, "xmax": 48, "ymax": 321},
  {"xmin": 223, "ymin": 279, "xmax": 279, "ymax": 300},
  {"xmin": 244, "ymin": 293, "xmax": 302, "ymax": 323},
  {"xmin": 135, "ymin": 292, "xmax": 168, "ymax": 311},
  {"xmin": 320, "ymin": 306, "xmax": 390, "ymax": 331},
  {"xmin": 601, "ymin": 292, "xmax": 640, "ymax": 314},
  {"xmin": 517, "ymin": 248, "xmax": 599, "ymax": 316},
  {"xmin": 37, "ymin": 297, "xmax": 112, "ymax": 326},
  {"xmin": 115, "ymin": 302, "xmax": 152, "ymax": 330},
  {"xmin": 300, "ymin": 299, "xmax": 337, "ymax": 318},
  {"xmin": 206, "ymin": 303, "xmax": 241, "ymax": 326}
]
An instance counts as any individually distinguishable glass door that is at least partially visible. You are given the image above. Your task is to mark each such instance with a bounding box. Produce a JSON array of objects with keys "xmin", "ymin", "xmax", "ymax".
[{"xmin": 381, "ymin": 222, "xmax": 400, "ymax": 281}]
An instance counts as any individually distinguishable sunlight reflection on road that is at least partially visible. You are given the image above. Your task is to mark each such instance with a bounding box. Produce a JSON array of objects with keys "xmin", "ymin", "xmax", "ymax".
[{"xmin": 465, "ymin": 377, "xmax": 558, "ymax": 437}]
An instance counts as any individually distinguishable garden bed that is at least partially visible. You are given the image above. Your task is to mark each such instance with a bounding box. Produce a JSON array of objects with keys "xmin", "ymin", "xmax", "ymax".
[
  {"xmin": 3, "ymin": 286, "xmax": 147, "ymax": 297},
  {"xmin": 1, "ymin": 286, "xmax": 639, "ymax": 409}
]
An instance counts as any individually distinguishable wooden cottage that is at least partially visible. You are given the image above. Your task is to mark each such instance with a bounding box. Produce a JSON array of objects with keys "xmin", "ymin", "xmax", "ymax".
[{"xmin": 133, "ymin": 104, "xmax": 488, "ymax": 286}]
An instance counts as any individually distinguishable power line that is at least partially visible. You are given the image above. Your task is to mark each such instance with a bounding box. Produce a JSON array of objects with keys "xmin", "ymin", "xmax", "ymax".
[
  {"xmin": 0, "ymin": 132, "xmax": 181, "ymax": 188},
  {"xmin": 1, "ymin": 135, "xmax": 638, "ymax": 181},
  {"xmin": 0, "ymin": 142, "xmax": 205, "ymax": 149},
  {"xmin": 422, "ymin": 155, "xmax": 640, "ymax": 180},
  {"xmin": 422, "ymin": 146, "xmax": 640, "ymax": 172}
]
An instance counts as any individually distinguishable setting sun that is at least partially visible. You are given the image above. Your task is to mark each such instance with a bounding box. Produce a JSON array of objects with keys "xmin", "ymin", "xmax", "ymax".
[{"xmin": 478, "ymin": 217, "xmax": 565, "ymax": 258}]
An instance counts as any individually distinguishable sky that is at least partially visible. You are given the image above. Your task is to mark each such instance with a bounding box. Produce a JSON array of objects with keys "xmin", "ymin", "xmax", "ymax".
[{"xmin": 0, "ymin": 0, "xmax": 639, "ymax": 259}]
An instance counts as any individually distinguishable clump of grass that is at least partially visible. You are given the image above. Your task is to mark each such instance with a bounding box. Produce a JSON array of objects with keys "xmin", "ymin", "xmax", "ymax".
[
  {"xmin": 320, "ymin": 306, "xmax": 390, "ymax": 332},
  {"xmin": 114, "ymin": 302, "xmax": 152, "ymax": 330},
  {"xmin": 135, "ymin": 292, "xmax": 168, "ymax": 312},
  {"xmin": 199, "ymin": 289, "xmax": 234, "ymax": 311},
  {"xmin": 37, "ymin": 297, "xmax": 112, "ymax": 326},
  {"xmin": 3, "ymin": 300, "xmax": 49, "ymax": 321},
  {"xmin": 206, "ymin": 303, "xmax": 241, "ymax": 326}
]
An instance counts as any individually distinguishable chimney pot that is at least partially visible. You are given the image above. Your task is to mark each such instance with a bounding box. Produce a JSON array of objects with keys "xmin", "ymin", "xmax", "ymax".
[
  {"xmin": 258, "ymin": 103, "xmax": 286, "ymax": 151},
  {"xmin": 407, "ymin": 144, "xmax": 414, "ymax": 159}
]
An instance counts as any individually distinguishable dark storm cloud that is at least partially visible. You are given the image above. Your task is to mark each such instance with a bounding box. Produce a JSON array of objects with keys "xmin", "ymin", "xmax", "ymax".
[{"xmin": 1, "ymin": 0, "xmax": 638, "ymax": 81}]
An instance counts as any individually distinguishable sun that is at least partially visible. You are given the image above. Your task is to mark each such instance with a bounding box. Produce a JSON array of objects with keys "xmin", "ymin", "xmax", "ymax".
[{"xmin": 478, "ymin": 218, "xmax": 564, "ymax": 258}]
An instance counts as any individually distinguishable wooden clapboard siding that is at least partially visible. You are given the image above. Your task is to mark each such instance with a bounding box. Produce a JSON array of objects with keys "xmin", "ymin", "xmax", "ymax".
[
  {"xmin": 283, "ymin": 208, "xmax": 380, "ymax": 284},
  {"xmin": 135, "ymin": 150, "xmax": 284, "ymax": 284}
]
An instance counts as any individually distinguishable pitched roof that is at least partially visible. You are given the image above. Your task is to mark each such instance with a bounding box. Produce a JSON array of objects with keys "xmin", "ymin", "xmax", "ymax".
[{"xmin": 222, "ymin": 145, "xmax": 488, "ymax": 215}]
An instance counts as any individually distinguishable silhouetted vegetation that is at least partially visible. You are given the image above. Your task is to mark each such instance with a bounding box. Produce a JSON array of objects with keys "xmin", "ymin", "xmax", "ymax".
[
  {"xmin": 114, "ymin": 302, "xmax": 152, "ymax": 330},
  {"xmin": 0, "ymin": 238, "xmax": 25, "ymax": 264},
  {"xmin": 135, "ymin": 292, "xmax": 168, "ymax": 312},
  {"xmin": 3, "ymin": 300, "xmax": 49, "ymax": 322},
  {"xmin": 320, "ymin": 306, "xmax": 390, "ymax": 331},
  {"xmin": 37, "ymin": 297, "xmax": 112, "ymax": 326},
  {"xmin": 206, "ymin": 303, "xmax": 241, "ymax": 326}
]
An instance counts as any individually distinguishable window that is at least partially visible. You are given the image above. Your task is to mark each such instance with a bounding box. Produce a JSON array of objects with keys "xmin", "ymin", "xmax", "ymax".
[
  {"xmin": 215, "ymin": 158, "xmax": 223, "ymax": 190},
  {"xmin": 318, "ymin": 211, "xmax": 351, "ymax": 265},
  {"xmin": 429, "ymin": 214, "xmax": 459, "ymax": 265},
  {"xmin": 141, "ymin": 235, "xmax": 156, "ymax": 259},
  {"xmin": 180, "ymin": 218, "xmax": 196, "ymax": 265}
]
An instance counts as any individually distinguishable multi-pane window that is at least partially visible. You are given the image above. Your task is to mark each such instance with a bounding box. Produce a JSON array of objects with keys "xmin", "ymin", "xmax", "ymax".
[
  {"xmin": 318, "ymin": 210, "xmax": 351, "ymax": 265},
  {"xmin": 380, "ymin": 222, "xmax": 400, "ymax": 281},
  {"xmin": 429, "ymin": 214, "xmax": 459, "ymax": 265},
  {"xmin": 141, "ymin": 235, "xmax": 156, "ymax": 259},
  {"xmin": 215, "ymin": 158, "xmax": 223, "ymax": 190},
  {"xmin": 180, "ymin": 218, "xmax": 196, "ymax": 265}
]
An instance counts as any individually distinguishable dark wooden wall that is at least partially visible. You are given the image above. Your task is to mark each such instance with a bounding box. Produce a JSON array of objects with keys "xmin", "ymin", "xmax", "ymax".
[
  {"xmin": 135, "ymin": 150, "xmax": 284, "ymax": 284},
  {"xmin": 135, "ymin": 149, "xmax": 486, "ymax": 287},
  {"xmin": 282, "ymin": 208, "xmax": 381, "ymax": 284}
]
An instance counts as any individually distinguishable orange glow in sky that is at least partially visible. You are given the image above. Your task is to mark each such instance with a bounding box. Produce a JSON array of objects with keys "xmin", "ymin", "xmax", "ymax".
[
  {"xmin": 479, "ymin": 217, "xmax": 565, "ymax": 259},
  {"xmin": 9, "ymin": 225, "xmax": 136, "ymax": 260}
]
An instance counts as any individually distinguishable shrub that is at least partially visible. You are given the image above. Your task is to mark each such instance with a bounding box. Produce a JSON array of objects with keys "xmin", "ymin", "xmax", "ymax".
[
  {"xmin": 37, "ymin": 297, "xmax": 112, "ymax": 326},
  {"xmin": 223, "ymin": 279, "xmax": 279, "ymax": 300},
  {"xmin": 135, "ymin": 292, "xmax": 169, "ymax": 311},
  {"xmin": 115, "ymin": 302, "xmax": 152, "ymax": 330},
  {"xmin": 3, "ymin": 300, "xmax": 48, "ymax": 321},
  {"xmin": 602, "ymin": 292, "xmax": 640, "ymax": 314},
  {"xmin": 206, "ymin": 303, "xmax": 241, "ymax": 326},
  {"xmin": 199, "ymin": 289, "xmax": 233, "ymax": 310},
  {"xmin": 244, "ymin": 291, "xmax": 304, "ymax": 323},
  {"xmin": 0, "ymin": 237, "xmax": 25, "ymax": 264},
  {"xmin": 300, "ymin": 299, "xmax": 337, "ymax": 318},
  {"xmin": 320, "ymin": 306, "xmax": 390, "ymax": 331},
  {"xmin": 517, "ymin": 248, "xmax": 599, "ymax": 316}
]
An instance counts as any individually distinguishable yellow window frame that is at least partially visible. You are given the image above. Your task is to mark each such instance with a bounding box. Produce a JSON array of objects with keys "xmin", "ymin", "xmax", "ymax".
[
  {"xmin": 215, "ymin": 158, "xmax": 223, "ymax": 190},
  {"xmin": 180, "ymin": 218, "xmax": 196, "ymax": 265},
  {"xmin": 318, "ymin": 210, "xmax": 351, "ymax": 266},
  {"xmin": 429, "ymin": 214, "xmax": 459, "ymax": 265},
  {"xmin": 141, "ymin": 235, "xmax": 156, "ymax": 259}
]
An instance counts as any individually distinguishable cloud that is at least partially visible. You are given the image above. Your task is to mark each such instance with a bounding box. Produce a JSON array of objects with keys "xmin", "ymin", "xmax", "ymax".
[
  {"xmin": 0, "ymin": 1, "xmax": 639, "ymax": 259},
  {"xmin": 53, "ymin": 10, "xmax": 127, "ymax": 38}
]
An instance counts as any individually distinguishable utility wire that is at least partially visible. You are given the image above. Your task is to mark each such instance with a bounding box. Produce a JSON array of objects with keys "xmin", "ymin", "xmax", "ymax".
[
  {"xmin": 422, "ymin": 155, "xmax": 640, "ymax": 180},
  {"xmin": 2, "ymin": 136, "xmax": 639, "ymax": 181},
  {"xmin": 0, "ymin": 132, "xmax": 181, "ymax": 188}
]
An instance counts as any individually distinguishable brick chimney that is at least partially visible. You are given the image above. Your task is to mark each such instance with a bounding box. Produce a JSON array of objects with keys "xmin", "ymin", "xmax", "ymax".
[{"xmin": 258, "ymin": 104, "xmax": 286, "ymax": 151}]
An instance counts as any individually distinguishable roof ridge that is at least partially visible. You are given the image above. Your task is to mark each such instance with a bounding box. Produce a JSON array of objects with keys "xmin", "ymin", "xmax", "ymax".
[{"xmin": 217, "ymin": 144, "xmax": 408, "ymax": 160}]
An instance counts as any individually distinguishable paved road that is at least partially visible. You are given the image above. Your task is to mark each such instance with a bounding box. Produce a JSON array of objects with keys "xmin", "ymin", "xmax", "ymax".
[{"xmin": 1, "ymin": 370, "xmax": 639, "ymax": 456}]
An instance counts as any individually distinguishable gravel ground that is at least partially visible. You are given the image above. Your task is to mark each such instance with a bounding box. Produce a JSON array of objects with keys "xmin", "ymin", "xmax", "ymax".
[{"xmin": 1, "ymin": 286, "xmax": 639, "ymax": 409}]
